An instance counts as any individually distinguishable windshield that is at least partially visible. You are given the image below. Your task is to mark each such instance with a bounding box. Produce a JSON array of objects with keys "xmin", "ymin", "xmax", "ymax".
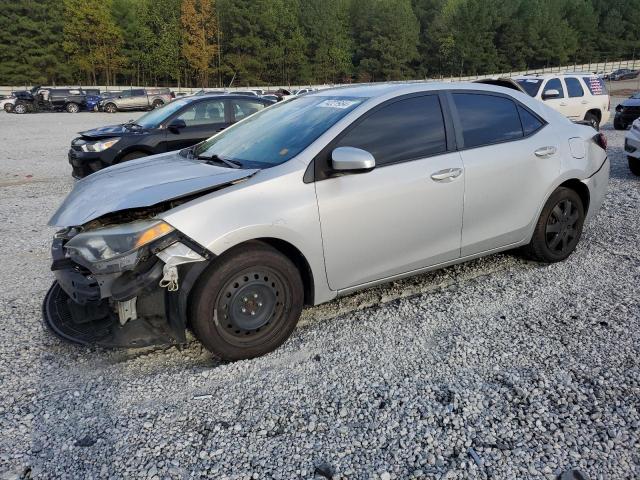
[
  {"xmin": 194, "ymin": 96, "xmax": 366, "ymax": 168},
  {"xmin": 515, "ymin": 79, "xmax": 543, "ymax": 97},
  {"xmin": 135, "ymin": 99, "xmax": 189, "ymax": 128}
]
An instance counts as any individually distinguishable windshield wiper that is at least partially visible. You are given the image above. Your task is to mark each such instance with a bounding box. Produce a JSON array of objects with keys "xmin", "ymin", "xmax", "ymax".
[{"xmin": 197, "ymin": 153, "xmax": 242, "ymax": 169}]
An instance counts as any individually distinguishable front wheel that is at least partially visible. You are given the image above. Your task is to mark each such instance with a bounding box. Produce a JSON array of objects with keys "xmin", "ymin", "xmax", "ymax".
[
  {"xmin": 4, "ymin": 102, "xmax": 14, "ymax": 113},
  {"xmin": 13, "ymin": 102, "xmax": 28, "ymax": 114},
  {"xmin": 523, "ymin": 187, "xmax": 585, "ymax": 263},
  {"xmin": 190, "ymin": 242, "xmax": 304, "ymax": 360},
  {"xmin": 613, "ymin": 116, "xmax": 626, "ymax": 130},
  {"xmin": 629, "ymin": 156, "xmax": 640, "ymax": 176}
]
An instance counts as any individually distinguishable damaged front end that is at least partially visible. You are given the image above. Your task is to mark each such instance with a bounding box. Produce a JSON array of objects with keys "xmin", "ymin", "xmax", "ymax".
[
  {"xmin": 42, "ymin": 154, "xmax": 261, "ymax": 348},
  {"xmin": 43, "ymin": 213, "xmax": 212, "ymax": 348}
]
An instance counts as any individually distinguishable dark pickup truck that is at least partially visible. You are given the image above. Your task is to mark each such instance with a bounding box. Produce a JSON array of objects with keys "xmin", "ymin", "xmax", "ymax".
[{"xmin": 12, "ymin": 87, "xmax": 88, "ymax": 114}]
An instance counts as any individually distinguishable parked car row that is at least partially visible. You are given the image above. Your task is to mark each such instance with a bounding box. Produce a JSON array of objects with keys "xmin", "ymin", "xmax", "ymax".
[
  {"xmin": 604, "ymin": 68, "xmax": 640, "ymax": 81},
  {"xmin": 42, "ymin": 81, "xmax": 611, "ymax": 361}
]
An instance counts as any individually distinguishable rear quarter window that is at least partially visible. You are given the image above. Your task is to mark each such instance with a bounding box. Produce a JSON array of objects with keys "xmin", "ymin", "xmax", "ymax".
[{"xmin": 582, "ymin": 77, "xmax": 607, "ymax": 96}]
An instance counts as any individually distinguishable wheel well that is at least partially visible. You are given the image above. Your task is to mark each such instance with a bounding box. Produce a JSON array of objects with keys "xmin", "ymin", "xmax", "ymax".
[
  {"xmin": 256, "ymin": 238, "xmax": 315, "ymax": 306},
  {"xmin": 559, "ymin": 179, "xmax": 590, "ymax": 213},
  {"xmin": 586, "ymin": 109, "xmax": 601, "ymax": 121},
  {"xmin": 114, "ymin": 148, "xmax": 153, "ymax": 163}
]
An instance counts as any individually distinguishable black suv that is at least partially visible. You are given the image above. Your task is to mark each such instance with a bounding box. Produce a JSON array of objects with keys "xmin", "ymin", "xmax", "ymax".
[
  {"xmin": 69, "ymin": 94, "xmax": 274, "ymax": 178},
  {"xmin": 614, "ymin": 93, "xmax": 640, "ymax": 130},
  {"xmin": 13, "ymin": 87, "xmax": 88, "ymax": 114}
]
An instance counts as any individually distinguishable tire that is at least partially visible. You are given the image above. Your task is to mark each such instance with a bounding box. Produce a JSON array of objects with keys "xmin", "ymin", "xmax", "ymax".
[
  {"xmin": 104, "ymin": 103, "xmax": 117, "ymax": 113},
  {"xmin": 119, "ymin": 151, "xmax": 148, "ymax": 163},
  {"xmin": 66, "ymin": 102, "xmax": 79, "ymax": 113},
  {"xmin": 584, "ymin": 112, "xmax": 600, "ymax": 130},
  {"xmin": 190, "ymin": 241, "xmax": 304, "ymax": 360},
  {"xmin": 152, "ymin": 99, "xmax": 164, "ymax": 109},
  {"xmin": 4, "ymin": 102, "xmax": 14, "ymax": 113},
  {"xmin": 13, "ymin": 102, "xmax": 27, "ymax": 114},
  {"xmin": 523, "ymin": 187, "xmax": 585, "ymax": 263},
  {"xmin": 629, "ymin": 156, "xmax": 640, "ymax": 176},
  {"xmin": 613, "ymin": 116, "xmax": 626, "ymax": 130}
]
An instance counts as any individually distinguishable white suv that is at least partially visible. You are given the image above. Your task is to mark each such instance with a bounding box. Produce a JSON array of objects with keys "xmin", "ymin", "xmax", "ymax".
[{"xmin": 514, "ymin": 74, "xmax": 610, "ymax": 129}]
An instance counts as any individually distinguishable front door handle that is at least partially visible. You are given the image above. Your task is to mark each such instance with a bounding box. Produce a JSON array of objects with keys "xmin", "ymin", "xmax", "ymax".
[
  {"xmin": 534, "ymin": 146, "xmax": 557, "ymax": 158},
  {"xmin": 431, "ymin": 168, "xmax": 463, "ymax": 182}
]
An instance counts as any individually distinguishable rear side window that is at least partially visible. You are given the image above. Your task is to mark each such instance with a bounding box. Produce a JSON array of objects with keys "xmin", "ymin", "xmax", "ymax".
[
  {"xmin": 335, "ymin": 95, "xmax": 447, "ymax": 166},
  {"xmin": 452, "ymin": 93, "xmax": 523, "ymax": 148},
  {"xmin": 582, "ymin": 76, "xmax": 607, "ymax": 95},
  {"xmin": 544, "ymin": 78, "xmax": 565, "ymax": 98},
  {"xmin": 517, "ymin": 105, "xmax": 544, "ymax": 135},
  {"xmin": 565, "ymin": 78, "xmax": 584, "ymax": 98},
  {"xmin": 233, "ymin": 99, "xmax": 267, "ymax": 121},
  {"xmin": 131, "ymin": 89, "xmax": 146, "ymax": 96}
]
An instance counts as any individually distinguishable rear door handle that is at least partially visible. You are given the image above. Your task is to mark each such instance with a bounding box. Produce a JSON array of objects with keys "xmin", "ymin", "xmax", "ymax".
[
  {"xmin": 534, "ymin": 146, "xmax": 557, "ymax": 158},
  {"xmin": 431, "ymin": 168, "xmax": 463, "ymax": 182}
]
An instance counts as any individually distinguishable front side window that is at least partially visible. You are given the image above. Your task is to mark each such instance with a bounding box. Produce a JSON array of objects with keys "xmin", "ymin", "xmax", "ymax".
[
  {"xmin": 453, "ymin": 93, "xmax": 523, "ymax": 148},
  {"xmin": 119, "ymin": 91, "xmax": 132, "ymax": 98},
  {"xmin": 543, "ymin": 78, "xmax": 565, "ymax": 99},
  {"xmin": 565, "ymin": 78, "xmax": 584, "ymax": 98},
  {"xmin": 194, "ymin": 96, "xmax": 366, "ymax": 168},
  {"xmin": 335, "ymin": 95, "xmax": 447, "ymax": 166},
  {"xmin": 176, "ymin": 99, "xmax": 225, "ymax": 126},
  {"xmin": 233, "ymin": 99, "xmax": 266, "ymax": 121}
]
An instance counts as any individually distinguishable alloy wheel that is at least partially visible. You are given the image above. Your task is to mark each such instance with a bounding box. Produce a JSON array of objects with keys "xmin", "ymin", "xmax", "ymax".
[{"xmin": 545, "ymin": 199, "xmax": 580, "ymax": 254}]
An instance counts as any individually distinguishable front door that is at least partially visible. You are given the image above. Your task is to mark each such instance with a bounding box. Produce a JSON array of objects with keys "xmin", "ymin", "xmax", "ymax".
[
  {"xmin": 540, "ymin": 77, "xmax": 570, "ymax": 117},
  {"xmin": 315, "ymin": 94, "xmax": 464, "ymax": 291},
  {"xmin": 162, "ymin": 98, "xmax": 229, "ymax": 152}
]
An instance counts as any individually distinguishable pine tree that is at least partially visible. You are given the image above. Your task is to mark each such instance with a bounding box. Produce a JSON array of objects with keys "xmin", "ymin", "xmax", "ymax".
[{"xmin": 181, "ymin": 0, "xmax": 219, "ymax": 87}]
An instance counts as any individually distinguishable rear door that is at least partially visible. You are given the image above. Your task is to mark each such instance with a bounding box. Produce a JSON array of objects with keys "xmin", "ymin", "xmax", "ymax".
[
  {"xmin": 130, "ymin": 89, "xmax": 148, "ymax": 109},
  {"xmin": 315, "ymin": 94, "xmax": 465, "ymax": 290},
  {"xmin": 162, "ymin": 98, "xmax": 229, "ymax": 151},
  {"xmin": 450, "ymin": 92, "xmax": 560, "ymax": 255}
]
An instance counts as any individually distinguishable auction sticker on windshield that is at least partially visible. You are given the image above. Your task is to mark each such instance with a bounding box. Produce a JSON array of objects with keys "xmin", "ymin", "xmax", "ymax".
[{"xmin": 317, "ymin": 99, "xmax": 360, "ymax": 109}]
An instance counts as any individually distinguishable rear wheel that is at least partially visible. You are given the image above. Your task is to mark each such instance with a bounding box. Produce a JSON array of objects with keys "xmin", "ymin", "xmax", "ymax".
[
  {"xmin": 584, "ymin": 112, "xmax": 600, "ymax": 130},
  {"xmin": 104, "ymin": 103, "xmax": 117, "ymax": 113},
  {"xmin": 66, "ymin": 102, "xmax": 80, "ymax": 113},
  {"xmin": 152, "ymin": 99, "xmax": 164, "ymax": 109},
  {"xmin": 629, "ymin": 156, "xmax": 640, "ymax": 176},
  {"xmin": 13, "ymin": 102, "xmax": 27, "ymax": 114},
  {"xmin": 523, "ymin": 187, "xmax": 585, "ymax": 263},
  {"xmin": 190, "ymin": 242, "xmax": 304, "ymax": 360}
]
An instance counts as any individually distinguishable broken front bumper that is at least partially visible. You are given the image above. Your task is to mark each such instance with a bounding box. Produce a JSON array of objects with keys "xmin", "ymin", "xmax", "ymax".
[{"xmin": 42, "ymin": 233, "xmax": 211, "ymax": 348}]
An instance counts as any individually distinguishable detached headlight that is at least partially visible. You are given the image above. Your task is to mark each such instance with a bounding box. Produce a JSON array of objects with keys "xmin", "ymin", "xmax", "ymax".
[
  {"xmin": 65, "ymin": 220, "xmax": 175, "ymax": 272},
  {"xmin": 81, "ymin": 138, "xmax": 120, "ymax": 152}
]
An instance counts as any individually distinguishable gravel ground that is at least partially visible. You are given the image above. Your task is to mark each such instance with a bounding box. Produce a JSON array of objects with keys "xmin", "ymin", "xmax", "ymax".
[{"xmin": 0, "ymin": 106, "xmax": 638, "ymax": 480}]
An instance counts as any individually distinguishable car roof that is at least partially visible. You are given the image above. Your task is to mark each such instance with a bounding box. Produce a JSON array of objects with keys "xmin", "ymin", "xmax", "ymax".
[
  {"xmin": 305, "ymin": 81, "xmax": 534, "ymax": 99},
  {"xmin": 179, "ymin": 94, "xmax": 274, "ymax": 103}
]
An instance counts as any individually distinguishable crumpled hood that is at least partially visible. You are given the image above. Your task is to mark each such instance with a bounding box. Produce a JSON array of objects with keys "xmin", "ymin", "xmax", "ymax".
[
  {"xmin": 78, "ymin": 124, "xmax": 141, "ymax": 139},
  {"xmin": 49, "ymin": 151, "xmax": 258, "ymax": 227}
]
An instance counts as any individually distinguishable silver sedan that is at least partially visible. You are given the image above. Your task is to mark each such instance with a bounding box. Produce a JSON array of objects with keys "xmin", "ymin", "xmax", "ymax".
[{"xmin": 45, "ymin": 82, "xmax": 609, "ymax": 360}]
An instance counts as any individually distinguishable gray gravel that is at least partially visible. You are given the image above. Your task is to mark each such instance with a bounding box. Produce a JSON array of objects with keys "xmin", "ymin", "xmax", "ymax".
[{"xmin": 0, "ymin": 106, "xmax": 639, "ymax": 480}]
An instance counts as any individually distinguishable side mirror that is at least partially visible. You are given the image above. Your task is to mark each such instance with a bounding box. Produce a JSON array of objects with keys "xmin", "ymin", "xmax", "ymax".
[
  {"xmin": 542, "ymin": 89, "xmax": 560, "ymax": 100},
  {"xmin": 331, "ymin": 147, "xmax": 375, "ymax": 172},
  {"xmin": 168, "ymin": 119, "xmax": 187, "ymax": 133}
]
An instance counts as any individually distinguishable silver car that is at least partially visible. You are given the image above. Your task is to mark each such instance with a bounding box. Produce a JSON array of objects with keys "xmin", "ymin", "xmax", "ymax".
[{"xmin": 44, "ymin": 83, "xmax": 609, "ymax": 360}]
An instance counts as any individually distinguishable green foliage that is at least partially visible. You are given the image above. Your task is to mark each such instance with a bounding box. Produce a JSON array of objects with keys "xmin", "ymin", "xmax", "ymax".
[{"xmin": 0, "ymin": 0, "xmax": 639, "ymax": 86}]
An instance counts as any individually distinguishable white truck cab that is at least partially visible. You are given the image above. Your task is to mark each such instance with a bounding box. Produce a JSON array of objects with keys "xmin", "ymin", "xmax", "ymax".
[{"xmin": 514, "ymin": 73, "xmax": 610, "ymax": 129}]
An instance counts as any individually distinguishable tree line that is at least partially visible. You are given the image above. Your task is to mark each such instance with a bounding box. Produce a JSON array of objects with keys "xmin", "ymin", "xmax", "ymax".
[{"xmin": 0, "ymin": 0, "xmax": 639, "ymax": 88}]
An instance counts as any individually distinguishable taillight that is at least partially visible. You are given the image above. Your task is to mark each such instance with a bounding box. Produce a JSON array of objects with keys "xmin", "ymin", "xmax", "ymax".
[{"xmin": 593, "ymin": 133, "xmax": 607, "ymax": 150}]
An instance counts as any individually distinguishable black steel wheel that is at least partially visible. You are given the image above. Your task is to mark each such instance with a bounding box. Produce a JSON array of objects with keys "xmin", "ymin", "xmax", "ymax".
[
  {"xmin": 104, "ymin": 103, "xmax": 117, "ymax": 113},
  {"xmin": 190, "ymin": 241, "xmax": 303, "ymax": 360},
  {"xmin": 523, "ymin": 187, "xmax": 585, "ymax": 262}
]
